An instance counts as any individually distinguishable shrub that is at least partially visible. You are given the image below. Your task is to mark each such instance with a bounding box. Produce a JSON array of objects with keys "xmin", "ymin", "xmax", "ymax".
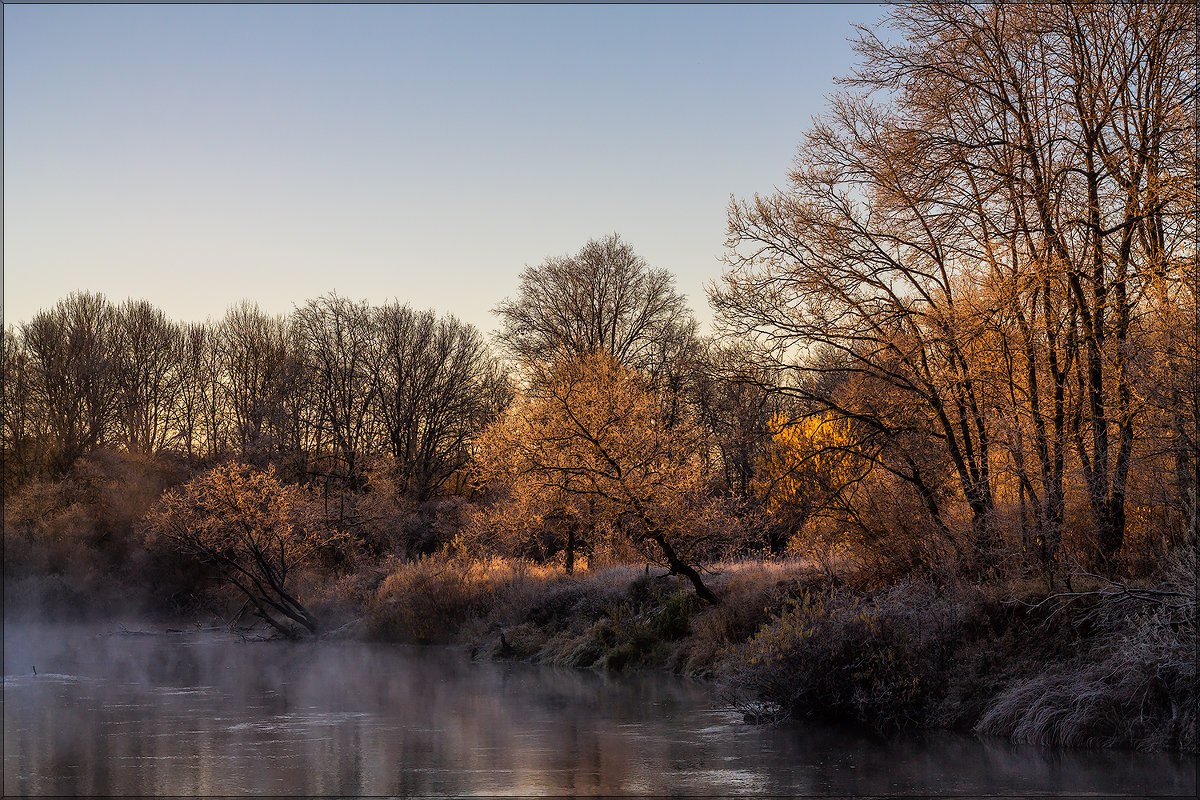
[
  {"xmin": 3, "ymin": 450, "xmax": 196, "ymax": 619},
  {"xmin": 717, "ymin": 581, "xmax": 977, "ymax": 731},
  {"xmin": 144, "ymin": 462, "xmax": 332, "ymax": 638}
]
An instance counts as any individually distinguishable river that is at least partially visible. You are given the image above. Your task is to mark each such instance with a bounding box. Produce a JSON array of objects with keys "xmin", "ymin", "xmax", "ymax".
[{"xmin": 3, "ymin": 623, "xmax": 1193, "ymax": 796}]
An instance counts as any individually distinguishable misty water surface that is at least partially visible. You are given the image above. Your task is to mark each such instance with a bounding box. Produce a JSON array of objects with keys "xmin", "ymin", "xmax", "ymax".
[{"xmin": 3, "ymin": 623, "xmax": 1193, "ymax": 796}]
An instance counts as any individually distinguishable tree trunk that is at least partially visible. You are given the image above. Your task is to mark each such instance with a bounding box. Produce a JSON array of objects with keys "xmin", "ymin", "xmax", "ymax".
[{"xmin": 646, "ymin": 530, "xmax": 718, "ymax": 605}]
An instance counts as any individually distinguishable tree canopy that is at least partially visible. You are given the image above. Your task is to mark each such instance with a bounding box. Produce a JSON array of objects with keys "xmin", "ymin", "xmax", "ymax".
[{"xmin": 494, "ymin": 234, "xmax": 694, "ymax": 374}]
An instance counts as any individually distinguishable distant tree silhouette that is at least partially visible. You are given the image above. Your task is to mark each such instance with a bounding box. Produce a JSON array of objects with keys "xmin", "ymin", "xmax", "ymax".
[{"xmin": 494, "ymin": 234, "xmax": 692, "ymax": 374}]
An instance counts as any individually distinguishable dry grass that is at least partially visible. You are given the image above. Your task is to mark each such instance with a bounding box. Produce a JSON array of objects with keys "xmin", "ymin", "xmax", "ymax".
[
  {"xmin": 672, "ymin": 558, "xmax": 815, "ymax": 676},
  {"xmin": 976, "ymin": 548, "xmax": 1198, "ymax": 752},
  {"xmin": 367, "ymin": 555, "xmax": 564, "ymax": 643},
  {"xmin": 363, "ymin": 555, "xmax": 803, "ymax": 674}
]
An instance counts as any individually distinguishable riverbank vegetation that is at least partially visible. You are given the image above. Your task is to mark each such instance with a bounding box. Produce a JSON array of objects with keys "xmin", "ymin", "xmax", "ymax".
[{"xmin": 4, "ymin": 2, "xmax": 1197, "ymax": 753}]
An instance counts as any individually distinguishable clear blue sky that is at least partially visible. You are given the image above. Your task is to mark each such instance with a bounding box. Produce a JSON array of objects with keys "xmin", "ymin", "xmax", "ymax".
[{"xmin": 4, "ymin": 3, "xmax": 883, "ymax": 335}]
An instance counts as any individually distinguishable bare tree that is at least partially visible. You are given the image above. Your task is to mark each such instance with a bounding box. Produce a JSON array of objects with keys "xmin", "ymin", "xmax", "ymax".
[
  {"xmin": 1, "ymin": 326, "xmax": 42, "ymax": 489},
  {"xmin": 372, "ymin": 302, "xmax": 508, "ymax": 501},
  {"xmin": 113, "ymin": 299, "xmax": 185, "ymax": 456},
  {"xmin": 691, "ymin": 340, "xmax": 779, "ymax": 504},
  {"xmin": 292, "ymin": 294, "xmax": 380, "ymax": 496},
  {"xmin": 173, "ymin": 322, "xmax": 215, "ymax": 460},
  {"xmin": 19, "ymin": 292, "xmax": 121, "ymax": 474},
  {"xmin": 853, "ymin": 2, "xmax": 1195, "ymax": 570},
  {"xmin": 216, "ymin": 302, "xmax": 299, "ymax": 466},
  {"xmin": 713, "ymin": 1, "xmax": 1195, "ymax": 577},
  {"xmin": 494, "ymin": 234, "xmax": 693, "ymax": 374}
]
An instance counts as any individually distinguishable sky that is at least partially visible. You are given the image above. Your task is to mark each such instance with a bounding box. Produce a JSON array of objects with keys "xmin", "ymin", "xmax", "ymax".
[{"xmin": 4, "ymin": 3, "xmax": 884, "ymax": 337}]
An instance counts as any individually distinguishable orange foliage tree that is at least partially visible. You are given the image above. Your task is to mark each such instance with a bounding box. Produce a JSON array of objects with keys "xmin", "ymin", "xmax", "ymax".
[
  {"xmin": 145, "ymin": 462, "xmax": 331, "ymax": 637},
  {"xmin": 756, "ymin": 412, "xmax": 871, "ymax": 552},
  {"xmin": 470, "ymin": 352, "xmax": 727, "ymax": 603}
]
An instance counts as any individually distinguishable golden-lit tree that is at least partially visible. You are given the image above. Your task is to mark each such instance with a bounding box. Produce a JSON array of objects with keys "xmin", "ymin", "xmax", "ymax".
[
  {"xmin": 145, "ymin": 462, "xmax": 331, "ymax": 637},
  {"xmin": 471, "ymin": 352, "xmax": 725, "ymax": 602}
]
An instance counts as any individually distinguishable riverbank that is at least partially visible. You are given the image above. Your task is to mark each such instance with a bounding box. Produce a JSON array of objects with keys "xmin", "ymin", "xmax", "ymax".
[
  {"xmin": 7, "ymin": 547, "xmax": 1194, "ymax": 754},
  {"xmin": 5, "ymin": 452, "xmax": 1193, "ymax": 755},
  {"xmin": 347, "ymin": 554, "xmax": 1197, "ymax": 754}
]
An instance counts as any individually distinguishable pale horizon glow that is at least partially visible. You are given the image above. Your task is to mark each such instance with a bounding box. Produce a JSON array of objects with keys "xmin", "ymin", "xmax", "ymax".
[{"xmin": 4, "ymin": 3, "xmax": 883, "ymax": 336}]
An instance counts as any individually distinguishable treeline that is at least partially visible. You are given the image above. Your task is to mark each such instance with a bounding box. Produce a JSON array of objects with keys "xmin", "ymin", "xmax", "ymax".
[
  {"xmin": 5, "ymin": 2, "xmax": 1198, "ymax": 595},
  {"xmin": 2, "ymin": 292, "xmax": 509, "ymax": 501},
  {"xmin": 0, "ymin": 236, "xmax": 762, "ymax": 590}
]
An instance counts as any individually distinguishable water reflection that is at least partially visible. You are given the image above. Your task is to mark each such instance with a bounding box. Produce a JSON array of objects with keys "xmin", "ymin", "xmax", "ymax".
[{"xmin": 3, "ymin": 623, "xmax": 1193, "ymax": 796}]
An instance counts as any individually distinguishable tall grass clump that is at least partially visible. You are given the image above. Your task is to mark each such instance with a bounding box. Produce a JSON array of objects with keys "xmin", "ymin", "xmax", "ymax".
[
  {"xmin": 977, "ymin": 547, "xmax": 1198, "ymax": 752},
  {"xmin": 673, "ymin": 559, "xmax": 809, "ymax": 676},
  {"xmin": 365, "ymin": 554, "xmax": 561, "ymax": 643}
]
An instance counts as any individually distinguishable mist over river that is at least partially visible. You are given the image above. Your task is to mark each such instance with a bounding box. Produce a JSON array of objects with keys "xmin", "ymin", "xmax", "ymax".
[{"xmin": 3, "ymin": 623, "xmax": 1193, "ymax": 796}]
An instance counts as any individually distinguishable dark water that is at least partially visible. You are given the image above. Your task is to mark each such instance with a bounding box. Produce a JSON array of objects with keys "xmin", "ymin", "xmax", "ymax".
[{"xmin": 3, "ymin": 624, "xmax": 1194, "ymax": 797}]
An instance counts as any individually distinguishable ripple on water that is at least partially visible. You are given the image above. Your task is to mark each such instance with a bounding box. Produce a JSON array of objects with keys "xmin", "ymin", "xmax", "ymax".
[
  {"xmin": 4, "ymin": 673, "xmax": 100, "ymax": 685},
  {"xmin": 226, "ymin": 711, "xmax": 373, "ymax": 732}
]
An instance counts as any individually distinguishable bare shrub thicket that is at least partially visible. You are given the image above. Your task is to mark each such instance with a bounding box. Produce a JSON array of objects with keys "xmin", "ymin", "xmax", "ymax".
[
  {"xmin": 4, "ymin": 450, "xmax": 196, "ymax": 617},
  {"xmin": 716, "ymin": 582, "xmax": 981, "ymax": 730}
]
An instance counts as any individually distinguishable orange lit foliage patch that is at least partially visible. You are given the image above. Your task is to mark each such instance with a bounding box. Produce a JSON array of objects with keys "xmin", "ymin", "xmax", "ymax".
[{"xmin": 756, "ymin": 412, "xmax": 870, "ymax": 541}]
